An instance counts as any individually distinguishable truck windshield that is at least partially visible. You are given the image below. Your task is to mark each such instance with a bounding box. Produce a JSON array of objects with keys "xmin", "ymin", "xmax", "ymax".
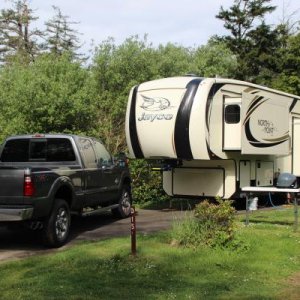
[{"xmin": 0, "ymin": 138, "xmax": 76, "ymax": 162}]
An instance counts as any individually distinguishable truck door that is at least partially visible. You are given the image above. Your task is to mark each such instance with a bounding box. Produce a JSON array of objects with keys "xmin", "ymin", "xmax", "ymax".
[
  {"xmin": 77, "ymin": 137, "xmax": 104, "ymax": 206},
  {"xmin": 92, "ymin": 139, "xmax": 120, "ymax": 202}
]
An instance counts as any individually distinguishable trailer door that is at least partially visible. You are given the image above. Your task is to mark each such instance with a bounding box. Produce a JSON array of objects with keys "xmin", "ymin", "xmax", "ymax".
[
  {"xmin": 241, "ymin": 92, "xmax": 290, "ymax": 155},
  {"xmin": 293, "ymin": 117, "xmax": 300, "ymax": 176},
  {"xmin": 223, "ymin": 98, "xmax": 241, "ymax": 150}
]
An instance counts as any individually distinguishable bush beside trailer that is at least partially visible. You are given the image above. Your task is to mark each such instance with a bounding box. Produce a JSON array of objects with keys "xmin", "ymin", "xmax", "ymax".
[{"xmin": 125, "ymin": 76, "xmax": 300, "ymax": 199}]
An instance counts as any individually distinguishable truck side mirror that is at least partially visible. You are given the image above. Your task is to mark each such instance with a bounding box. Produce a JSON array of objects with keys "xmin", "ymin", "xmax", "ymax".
[
  {"xmin": 97, "ymin": 158, "xmax": 104, "ymax": 168},
  {"xmin": 115, "ymin": 152, "xmax": 128, "ymax": 167}
]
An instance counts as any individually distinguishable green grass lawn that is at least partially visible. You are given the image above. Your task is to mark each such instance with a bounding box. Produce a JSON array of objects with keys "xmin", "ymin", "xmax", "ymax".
[{"xmin": 0, "ymin": 207, "xmax": 300, "ymax": 299}]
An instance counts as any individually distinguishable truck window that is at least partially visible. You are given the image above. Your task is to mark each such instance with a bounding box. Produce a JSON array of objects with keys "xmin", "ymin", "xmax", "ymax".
[
  {"xmin": 1, "ymin": 139, "xmax": 29, "ymax": 162},
  {"xmin": 77, "ymin": 138, "xmax": 97, "ymax": 168},
  {"xmin": 47, "ymin": 139, "xmax": 76, "ymax": 161},
  {"xmin": 30, "ymin": 139, "xmax": 47, "ymax": 160},
  {"xmin": 29, "ymin": 138, "xmax": 76, "ymax": 161},
  {"xmin": 93, "ymin": 140, "xmax": 112, "ymax": 166},
  {"xmin": 0, "ymin": 138, "xmax": 76, "ymax": 162}
]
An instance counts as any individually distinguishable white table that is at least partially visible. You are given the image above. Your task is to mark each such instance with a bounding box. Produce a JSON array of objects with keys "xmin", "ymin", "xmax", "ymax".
[{"xmin": 241, "ymin": 187, "xmax": 300, "ymax": 231}]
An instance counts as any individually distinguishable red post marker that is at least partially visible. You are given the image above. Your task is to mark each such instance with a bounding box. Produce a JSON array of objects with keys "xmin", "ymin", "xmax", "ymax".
[{"xmin": 131, "ymin": 206, "xmax": 136, "ymax": 256}]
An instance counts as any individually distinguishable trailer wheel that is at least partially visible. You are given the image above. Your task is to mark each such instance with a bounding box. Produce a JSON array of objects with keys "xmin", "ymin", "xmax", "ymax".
[
  {"xmin": 112, "ymin": 185, "xmax": 132, "ymax": 218},
  {"xmin": 43, "ymin": 199, "xmax": 71, "ymax": 248}
]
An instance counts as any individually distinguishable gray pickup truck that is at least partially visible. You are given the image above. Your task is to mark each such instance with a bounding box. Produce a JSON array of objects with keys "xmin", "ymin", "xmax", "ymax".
[{"xmin": 0, "ymin": 134, "xmax": 132, "ymax": 247}]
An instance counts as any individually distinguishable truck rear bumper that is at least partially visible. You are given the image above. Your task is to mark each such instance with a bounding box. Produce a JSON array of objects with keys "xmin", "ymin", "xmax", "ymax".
[{"xmin": 0, "ymin": 207, "xmax": 34, "ymax": 221}]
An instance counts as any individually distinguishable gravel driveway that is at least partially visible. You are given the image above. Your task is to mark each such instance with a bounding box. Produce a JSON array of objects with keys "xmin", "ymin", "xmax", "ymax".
[{"xmin": 0, "ymin": 209, "xmax": 188, "ymax": 262}]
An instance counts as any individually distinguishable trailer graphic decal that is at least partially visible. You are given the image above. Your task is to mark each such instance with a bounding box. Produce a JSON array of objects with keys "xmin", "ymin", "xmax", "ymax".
[
  {"xmin": 137, "ymin": 95, "xmax": 174, "ymax": 122},
  {"xmin": 205, "ymin": 83, "xmax": 224, "ymax": 159},
  {"xmin": 140, "ymin": 95, "xmax": 171, "ymax": 111},
  {"xmin": 129, "ymin": 85, "xmax": 144, "ymax": 158},
  {"xmin": 243, "ymin": 96, "xmax": 289, "ymax": 148},
  {"xmin": 174, "ymin": 78, "xmax": 202, "ymax": 159}
]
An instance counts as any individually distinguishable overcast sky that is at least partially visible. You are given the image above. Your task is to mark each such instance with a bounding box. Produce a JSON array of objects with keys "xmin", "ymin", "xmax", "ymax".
[{"xmin": 1, "ymin": 0, "xmax": 299, "ymax": 52}]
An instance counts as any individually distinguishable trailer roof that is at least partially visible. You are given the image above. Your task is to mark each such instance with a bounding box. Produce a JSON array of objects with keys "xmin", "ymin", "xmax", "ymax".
[{"xmin": 138, "ymin": 76, "xmax": 300, "ymax": 100}]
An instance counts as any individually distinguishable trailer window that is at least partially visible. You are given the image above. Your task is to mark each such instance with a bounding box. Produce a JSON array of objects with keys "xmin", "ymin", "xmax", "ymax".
[{"xmin": 225, "ymin": 105, "xmax": 240, "ymax": 124}]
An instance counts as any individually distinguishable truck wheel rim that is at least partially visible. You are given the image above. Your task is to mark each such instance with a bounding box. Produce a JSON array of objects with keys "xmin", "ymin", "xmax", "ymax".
[
  {"xmin": 55, "ymin": 207, "xmax": 69, "ymax": 240},
  {"xmin": 121, "ymin": 191, "xmax": 131, "ymax": 216}
]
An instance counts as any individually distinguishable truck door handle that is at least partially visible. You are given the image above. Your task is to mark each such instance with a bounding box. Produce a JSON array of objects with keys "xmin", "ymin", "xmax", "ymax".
[{"xmin": 102, "ymin": 165, "xmax": 112, "ymax": 172}]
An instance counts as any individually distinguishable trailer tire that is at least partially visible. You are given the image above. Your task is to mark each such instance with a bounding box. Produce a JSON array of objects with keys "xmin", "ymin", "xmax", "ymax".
[
  {"xmin": 43, "ymin": 199, "xmax": 71, "ymax": 248},
  {"xmin": 112, "ymin": 185, "xmax": 132, "ymax": 219}
]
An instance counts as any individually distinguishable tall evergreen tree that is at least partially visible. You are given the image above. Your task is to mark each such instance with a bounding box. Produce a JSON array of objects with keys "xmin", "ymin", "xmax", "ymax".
[
  {"xmin": 44, "ymin": 6, "xmax": 81, "ymax": 59},
  {"xmin": 216, "ymin": 0, "xmax": 277, "ymax": 81},
  {"xmin": 0, "ymin": 0, "xmax": 43, "ymax": 64},
  {"xmin": 272, "ymin": 32, "xmax": 300, "ymax": 95},
  {"xmin": 216, "ymin": 0, "xmax": 276, "ymax": 52}
]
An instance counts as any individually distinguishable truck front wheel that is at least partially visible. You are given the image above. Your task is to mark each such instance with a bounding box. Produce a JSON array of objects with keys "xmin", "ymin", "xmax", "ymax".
[
  {"xmin": 112, "ymin": 185, "xmax": 132, "ymax": 218},
  {"xmin": 43, "ymin": 199, "xmax": 71, "ymax": 248}
]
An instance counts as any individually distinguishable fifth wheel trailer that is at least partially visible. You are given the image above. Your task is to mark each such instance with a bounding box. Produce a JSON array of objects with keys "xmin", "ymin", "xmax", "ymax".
[{"xmin": 125, "ymin": 76, "xmax": 300, "ymax": 199}]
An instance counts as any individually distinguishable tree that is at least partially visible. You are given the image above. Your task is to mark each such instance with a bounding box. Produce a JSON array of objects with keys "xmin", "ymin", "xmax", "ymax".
[
  {"xmin": 245, "ymin": 21, "xmax": 285, "ymax": 83},
  {"xmin": 272, "ymin": 32, "xmax": 300, "ymax": 95},
  {"xmin": 191, "ymin": 38, "xmax": 237, "ymax": 77},
  {"xmin": 216, "ymin": 0, "xmax": 277, "ymax": 81},
  {"xmin": 0, "ymin": 0, "xmax": 43, "ymax": 64},
  {"xmin": 216, "ymin": 0, "xmax": 276, "ymax": 52},
  {"xmin": 0, "ymin": 53, "xmax": 97, "ymax": 141},
  {"xmin": 43, "ymin": 6, "xmax": 81, "ymax": 59},
  {"xmin": 155, "ymin": 43, "xmax": 192, "ymax": 77},
  {"xmin": 91, "ymin": 36, "xmax": 158, "ymax": 153},
  {"xmin": 277, "ymin": 1, "xmax": 300, "ymax": 35}
]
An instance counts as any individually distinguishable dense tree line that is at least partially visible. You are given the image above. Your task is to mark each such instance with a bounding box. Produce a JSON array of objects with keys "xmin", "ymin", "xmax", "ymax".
[
  {"xmin": 0, "ymin": 0, "xmax": 299, "ymax": 203},
  {"xmin": 216, "ymin": 0, "xmax": 300, "ymax": 94}
]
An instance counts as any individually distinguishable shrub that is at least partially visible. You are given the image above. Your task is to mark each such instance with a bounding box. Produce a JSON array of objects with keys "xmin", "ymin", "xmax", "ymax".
[
  {"xmin": 129, "ymin": 159, "xmax": 170, "ymax": 206},
  {"xmin": 172, "ymin": 198, "xmax": 236, "ymax": 248},
  {"xmin": 194, "ymin": 197, "xmax": 236, "ymax": 246}
]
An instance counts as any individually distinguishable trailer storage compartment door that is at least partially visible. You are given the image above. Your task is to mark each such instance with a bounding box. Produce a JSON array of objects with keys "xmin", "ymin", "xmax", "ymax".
[
  {"xmin": 241, "ymin": 92, "xmax": 290, "ymax": 155},
  {"xmin": 172, "ymin": 168, "xmax": 224, "ymax": 197},
  {"xmin": 256, "ymin": 161, "xmax": 274, "ymax": 186}
]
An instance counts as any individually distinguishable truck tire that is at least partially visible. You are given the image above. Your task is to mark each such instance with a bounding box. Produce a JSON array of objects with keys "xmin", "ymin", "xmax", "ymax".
[
  {"xmin": 112, "ymin": 185, "xmax": 132, "ymax": 219},
  {"xmin": 43, "ymin": 199, "xmax": 71, "ymax": 248}
]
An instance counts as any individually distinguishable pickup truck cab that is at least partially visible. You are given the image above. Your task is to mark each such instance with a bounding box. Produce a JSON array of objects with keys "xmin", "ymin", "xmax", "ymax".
[{"xmin": 0, "ymin": 134, "xmax": 132, "ymax": 247}]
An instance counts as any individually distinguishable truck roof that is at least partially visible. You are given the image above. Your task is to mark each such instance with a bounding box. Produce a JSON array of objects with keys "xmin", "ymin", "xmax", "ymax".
[
  {"xmin": 6, "ymin": 134, "xmax": 75, "ymax": 139},
  {"xmin": 4, "ymin": 134, "xmax": 94, "ymax": 141}
]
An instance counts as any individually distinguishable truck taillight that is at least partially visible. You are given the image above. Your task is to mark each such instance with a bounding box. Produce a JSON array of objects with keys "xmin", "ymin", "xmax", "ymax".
[{"xmin": 24, "ymin": 175, "xmax": 35, "ymax": 196}]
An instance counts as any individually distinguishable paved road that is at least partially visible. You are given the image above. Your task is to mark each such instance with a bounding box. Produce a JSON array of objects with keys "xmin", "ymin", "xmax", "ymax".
[{"xmin": 0, "ymin": 209, "xmax": 188, "ymax": 262}]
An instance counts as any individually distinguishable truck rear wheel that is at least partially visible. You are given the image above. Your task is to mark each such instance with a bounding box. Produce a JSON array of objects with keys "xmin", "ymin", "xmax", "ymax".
[
  {"xmin": 112, "ymin": 185, "xmax": 132, "ymax": 218},
  {"xmin": 43, "ymin": 199, "xmax": 71, "ymax": 248}
]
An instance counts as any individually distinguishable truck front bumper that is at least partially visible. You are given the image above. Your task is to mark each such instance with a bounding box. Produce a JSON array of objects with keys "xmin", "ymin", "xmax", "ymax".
[{"xmin": 0, "ymin": 206, "xmax": 34, "ymax": 221}]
